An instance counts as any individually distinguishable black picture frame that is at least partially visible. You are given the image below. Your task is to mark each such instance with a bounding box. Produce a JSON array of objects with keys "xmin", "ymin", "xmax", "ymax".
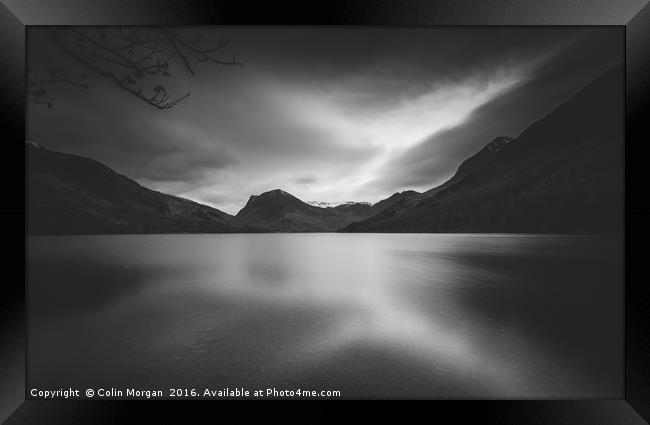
[{"xmin": 2, "ymin": 1, "xmax": 649, "ymax": 423}]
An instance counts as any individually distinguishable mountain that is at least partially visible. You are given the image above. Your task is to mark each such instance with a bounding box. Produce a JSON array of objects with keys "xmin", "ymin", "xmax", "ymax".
[
  {"xmin": 329, "ymin": 202, "xmax": 375, "ymax": 222},
  {"xmin": 343, "ymin": 64, "xmax": 623, "ymax": 234},
  {"xmin": 367, "ymin": 190, "xmax": 421, "ymax": 215},
  {"xmin": 417, "ymin": 137, "xmax": 513, "ymax": 201},
  {"xmin": 231, "ymin": 189, "xmax": 375, "ymax": 232},
  {"xmin": 27, "ymin": 144, "xmax": 240, "ymax": 235},
  {"xmin": 307, "ymin": 200, "xmax": 371, "ymax": 208},
  {"xmin": 26, "ymin": 144, "xmax": 405, "ymax": 235}
]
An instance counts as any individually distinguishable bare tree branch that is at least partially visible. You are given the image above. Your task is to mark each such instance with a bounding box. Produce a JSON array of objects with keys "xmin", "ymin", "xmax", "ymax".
[
  {"xmin": 26, "ymin": 58, "xmax": 89, "ymax": 109},
  {"xmin": 47, "ymin": 30, "xmax": 189, "ymax": 110},
  {"xmin": 27, "ymin": 27, "xmax": 241, "ymax": 110}
]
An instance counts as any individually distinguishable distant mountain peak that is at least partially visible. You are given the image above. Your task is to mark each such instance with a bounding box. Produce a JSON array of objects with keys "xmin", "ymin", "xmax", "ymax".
[
  {"xmin": 251, "ymin": 189, "xmax": 295, "ymax": 201},
  {"xmin": 233, "ymin": 188, "xmax": 376, "ymax": 232},
  {"xmin": 247, "ymin": 189, "xmax": 297, "ymax": 202},
  {"xmin": 307, "ymin": 201, "xmax": 372, "ymax": 208},
  {"xmin": 265, "ymin": 189, "xmax": 290, "ymax": 196}
]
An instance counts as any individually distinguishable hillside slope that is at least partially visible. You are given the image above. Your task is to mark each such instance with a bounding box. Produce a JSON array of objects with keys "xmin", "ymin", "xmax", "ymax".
[
  {"xmin": 343, "ymin": 65, "xmax": 623, "ymax": 234},
  {"xmin": 27, "ymin": 144, "xmax": 239, "ymax": 234}
]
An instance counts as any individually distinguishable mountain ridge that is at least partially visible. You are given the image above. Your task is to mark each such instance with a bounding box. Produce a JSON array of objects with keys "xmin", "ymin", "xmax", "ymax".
[
  {"xmin": 307, "ymin": 200, "xmax": 372, "ymax": 208},
  {"xmin": 27, "ymin": 143, "xmax": 241, "ymax": 235},
  {"xmin": 230, "ymin": 189, "xmax": 374, "ymax": 232},
  {"xmin": 342, "ymin": 64, "xmax": 623, "ymax": 234}
]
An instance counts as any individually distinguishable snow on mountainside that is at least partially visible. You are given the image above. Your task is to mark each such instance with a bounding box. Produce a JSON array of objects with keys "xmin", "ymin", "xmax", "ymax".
[{"xmin": 307, "ymin": 201, "xmax": 372, "ymax": 208}]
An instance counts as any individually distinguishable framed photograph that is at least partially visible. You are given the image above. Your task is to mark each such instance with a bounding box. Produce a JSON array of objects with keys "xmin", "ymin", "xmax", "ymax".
[{"xmin": 2, "ymin": 0, "xmax": 649, "ymax": 423}]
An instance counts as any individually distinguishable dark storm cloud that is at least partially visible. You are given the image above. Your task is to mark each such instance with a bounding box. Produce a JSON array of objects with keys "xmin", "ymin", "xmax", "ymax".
[
  {"xmin": 135, "ymin": 149, "xmax": 236, "ymax": 182},
  {"xmin": 27, "ymin": 27, "xmax": 622, "ymax": 213},
  {"xmin": 28, "ymin": 81, "xmax": 237, "ymax": 186}
]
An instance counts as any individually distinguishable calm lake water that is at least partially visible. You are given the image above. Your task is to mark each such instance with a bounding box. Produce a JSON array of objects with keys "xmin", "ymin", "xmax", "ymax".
[{"xmin": 28, "ymin": 234, "xmax": 623, "ymax": 398}]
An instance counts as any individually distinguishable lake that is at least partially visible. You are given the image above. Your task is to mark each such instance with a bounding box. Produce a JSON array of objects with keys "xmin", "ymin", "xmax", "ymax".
[{"xmin": 27, "ymin": 234, "xmax": 623, "ymax": 399}]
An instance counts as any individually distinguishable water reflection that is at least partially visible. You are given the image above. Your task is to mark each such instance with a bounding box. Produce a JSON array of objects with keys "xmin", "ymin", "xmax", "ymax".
[{"xmin": 28, "ymin": 234, "xmax": 622, "ymax": 398}]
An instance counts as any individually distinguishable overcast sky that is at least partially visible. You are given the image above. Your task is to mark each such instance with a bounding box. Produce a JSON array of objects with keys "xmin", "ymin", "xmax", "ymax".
[{"xmin": 27, "ymin": 27, "xmax": 622, "ymax": 214}]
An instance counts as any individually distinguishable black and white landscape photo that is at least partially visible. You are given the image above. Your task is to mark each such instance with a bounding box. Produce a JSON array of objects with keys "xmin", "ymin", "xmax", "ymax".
[{"xmin": 26, "ymin": 27, "xmax": 624, "ymax": 399}]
